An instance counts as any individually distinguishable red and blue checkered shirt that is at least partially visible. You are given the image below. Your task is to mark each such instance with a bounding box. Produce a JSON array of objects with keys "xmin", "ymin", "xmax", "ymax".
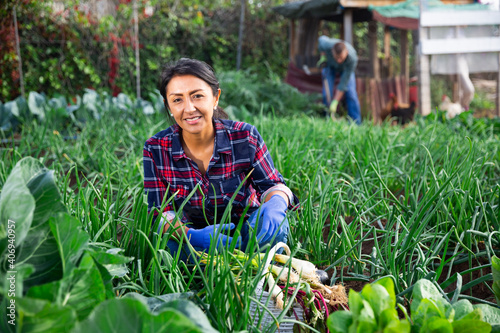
[{"xmin": 143, "ymin": 119, "xmax": 291, "ymax": 228}]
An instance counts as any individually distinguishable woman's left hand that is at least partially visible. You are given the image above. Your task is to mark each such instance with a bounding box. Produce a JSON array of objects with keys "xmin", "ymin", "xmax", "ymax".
[{"xmin": 247, "ymin": 194, "xmax": 288, "ymax": 244}]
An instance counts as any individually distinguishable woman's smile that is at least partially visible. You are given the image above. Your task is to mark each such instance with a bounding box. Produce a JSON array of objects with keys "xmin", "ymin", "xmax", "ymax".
[{"xmin": 165, "ymin": 74, "xmax": 220, "ymax": 137}]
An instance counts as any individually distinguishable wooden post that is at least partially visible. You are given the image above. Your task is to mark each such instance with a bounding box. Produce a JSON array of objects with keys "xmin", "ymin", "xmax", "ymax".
[
  {"xmin": 369, "ymin": 20, "xmax": 380, "ymax": 79},
  {"xmin": 133, "ymin": 0, "xmax": 140, "ymax": 99},
  {"xmin": 237, "ymin": 0, "xmax": 245, "ymax": 70},
  {"xmin": 400, "ymin": 29, "xmax": 409, "ymax": 103},
  {"xmin": 383, "ymin": 25, "xmax": 391, "ymax": 78},
  {"xmin": 497, "ymin": 53, "xmax": 500, "ymax": 117},
  {"xmin": 343, "ymin": 9, "xmax": 353, "ymax": 45},
  {"xmin": 289, "ymin": 20, "xmax": 296, "ymax": 62},
  {"xmin": 419, "ymin": 1, "xmax": 431, "ymax": 115},
  {"xmin": 13, "ymin": 6, "xmax": 25, "ymax": 98}
]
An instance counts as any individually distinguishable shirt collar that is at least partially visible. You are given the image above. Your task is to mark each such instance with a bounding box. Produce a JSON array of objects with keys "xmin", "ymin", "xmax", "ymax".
[{"xmin": 171, "ymin": 119, "xmax": 232, "ymax": 162}]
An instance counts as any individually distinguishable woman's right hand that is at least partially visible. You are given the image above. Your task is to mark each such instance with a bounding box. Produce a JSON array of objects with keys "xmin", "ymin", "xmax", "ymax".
[{"xmin": 186, "ymin": 223, "xmax": 239, "ymax": 250}]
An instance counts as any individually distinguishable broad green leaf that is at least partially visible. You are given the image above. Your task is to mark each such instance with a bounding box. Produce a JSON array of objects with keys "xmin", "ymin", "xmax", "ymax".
[
  {"xmin": 3, "ymin": 100, "xmax": 19, "ymax": 118},
  {"xmin": 383, "ymin": 318, "xmax": 411, "ymax": 333},
  {"xmin": 492, "ymin": 256, "xmax": 500, "ymax": 305},
  {"xmin": 361, "ymin": 283, "xmax": 392, "ymax": 317},
  {"xmin": 491, "ymin": 256, "xmax": 500, "ymax": 281},
  {"xmin": 28, "ymin": 91, "xmax": 46, "ymax": 120},
  {"xmin": 326, "ymin": 310, "xmax": 353, "ymax": 333},
  {"xmin": 0, "ymin": 101, "xmax": 15, "ymax": 131},
  {"xmin": 150, "ymin": 299, "xmax": 217, "ymax": 333},
  {"xmin": 16, "ymin": 297, "xmax": 77, "ymax": 333},
  {"xmin": 348, "ymin": 290, "xmax": 363, "ymax": 316},
  {"xmin": 493, "ymin": 282, "xmax": 500, "ymax": 307},
  {"xmin": 0, "ymin": 157, "xmax": 67, "ymax": 290},
  {"xmin": 452, "ymin": 319, "xmax": 491, "ymax": 333},
  {"xmin": 74, "ymin": 298, "xmax": 204, "ymax": 333},
  {"xmin": 82, "ymin": 89, "xmax": 100, "ymax": 119},
  {"xmin": 423, "ymin": 316, "xmax": 453, "ymax": 333},
  {"xmin": 48, "ymin": 96, "xmax": 67, "ymax": 110},
  {"xmin": 92, "ymin": 258, "xmax": 116, "ymax": 299},
  {"xmin": 412, "ymin": 298, "xmax": 446, "ymax": 330},
  {"xmin": 114, "ymin": 93, "xmax": 133, "ymax": 111},
  {"xmin": 379, "ymin": 308, "xmax": 399, "ymax": 330},
  {"xmin": 452, "ymin": 299, "xmax": 474, "ymax": 320},
  {"xmin": 88, "ymin": 248, "xmax": 133, "ymax": 278},
  {"xmin": 411, "ymin": 279, "xmax": 447, "ymax": 315},
  {"xmin": 374, "ymin": 276, "xmax": 396, "ymax": 307},
  {"xmin": 0, "ymin": 165, "xmax": 35, "ymax": 249},
  {"xmin": 123, "ymin": 292, "xmax": 196, "ymax": 313},
  {"xmin": 49, "ymin": 213, "xmax": 89, "ymax": 275},
  {"xmin": 63, "ymin": 253, "xmax": 107, "ymax": 319},
  {"xmin": 357, "ymin": 300, "xmax": 377, "ymax": 332},
  {"xmin": 26, "ymin": 253, "xmax": 107, "ymax": 320},
  {"xmin": 474, "ymin": 304, "xmax": 500, "ymax": 333}
]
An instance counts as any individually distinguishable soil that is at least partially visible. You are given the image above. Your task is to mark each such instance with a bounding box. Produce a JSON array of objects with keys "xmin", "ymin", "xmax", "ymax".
[{"xmin": 322, "ymin": 215, "xmax": 496, "ymax": 317}]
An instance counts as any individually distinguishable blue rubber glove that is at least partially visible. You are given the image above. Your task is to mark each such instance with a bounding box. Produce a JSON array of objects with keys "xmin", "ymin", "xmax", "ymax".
[
  {"xmin": 186, "ymin": 223, "xmax": 238, "ymax": 250},
  {"xmin": 248, "ymin": 195, "xmax": 288, "ymax": 245}
]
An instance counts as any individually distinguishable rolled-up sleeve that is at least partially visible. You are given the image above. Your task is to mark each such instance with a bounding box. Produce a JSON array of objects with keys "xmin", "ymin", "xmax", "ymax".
[
  {"xmin": 143, "ymin": 143, "xmax": 173, "ymax": 217},
  {"xmin": 247, "ymin": 126, "xmax": 285, "ymax": 197}
]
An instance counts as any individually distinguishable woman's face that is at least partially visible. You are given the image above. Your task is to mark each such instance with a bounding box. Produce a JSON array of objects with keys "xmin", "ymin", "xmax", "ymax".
[{"xmin": 165, "ymin": 74, "xmax": 220, "ymax": 136}]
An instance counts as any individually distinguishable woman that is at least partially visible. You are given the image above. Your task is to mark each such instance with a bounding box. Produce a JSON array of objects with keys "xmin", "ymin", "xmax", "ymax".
[{"xmin": 143, "ymin": 58, "xmax": 296, "ymax": 255}]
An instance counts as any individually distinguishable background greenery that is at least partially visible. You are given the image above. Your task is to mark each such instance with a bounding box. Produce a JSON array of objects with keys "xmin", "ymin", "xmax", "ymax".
[{"xmin": 1, "ymin": 0, "xmax": 290, "ymax": 101}]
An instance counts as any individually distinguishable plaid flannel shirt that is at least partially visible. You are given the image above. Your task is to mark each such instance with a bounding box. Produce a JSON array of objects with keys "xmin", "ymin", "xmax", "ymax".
[{"xmin": 143, "ymin": 119, "xmax": 293, "ymax": 229}]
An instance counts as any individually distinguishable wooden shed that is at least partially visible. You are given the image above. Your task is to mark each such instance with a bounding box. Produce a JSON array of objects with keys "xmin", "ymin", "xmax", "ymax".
[{"xmin": 273, "ymin": 0, "xmax": 476, "ymax": 122}]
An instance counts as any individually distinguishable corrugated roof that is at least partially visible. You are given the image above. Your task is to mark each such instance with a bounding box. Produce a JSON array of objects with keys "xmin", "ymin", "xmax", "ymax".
[{"xmin": 272, "ymin": 0, "xmax": 342, "ymax": 19}]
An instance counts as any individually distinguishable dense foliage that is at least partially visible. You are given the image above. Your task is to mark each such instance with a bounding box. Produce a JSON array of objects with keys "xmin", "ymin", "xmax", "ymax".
[
  {"xmin": 1, "ymin": 0, "xmax": 290, "ymax": 101},
  {"xmin": 0, "ymin": 83, "xmax": 499, "ymax": 331}
]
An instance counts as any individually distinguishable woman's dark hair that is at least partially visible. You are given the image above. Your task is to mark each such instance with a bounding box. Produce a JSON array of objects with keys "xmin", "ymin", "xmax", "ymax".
[{"xmin": 159, "ymin": 58, "xmax": 228, "ymax": 120}]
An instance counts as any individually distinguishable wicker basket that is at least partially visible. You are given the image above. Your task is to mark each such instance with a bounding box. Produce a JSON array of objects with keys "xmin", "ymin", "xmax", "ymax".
[
  {"xmin": 248, "ymin": 243, "xmax": 306, "ymax": 332},
  {"xmin": 249, "ymin": 283, "xmax": 305, "ymax": 332}
]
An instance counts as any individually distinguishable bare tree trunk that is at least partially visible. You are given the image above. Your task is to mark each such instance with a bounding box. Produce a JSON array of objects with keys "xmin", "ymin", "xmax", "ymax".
[
  {"xmin": 13, "ymin": 6, "xmax": 25, "ymax": 98},
  {"xmin": 236, "ymin": 0, "xmax": 245, "ymax": 70},
  {"xmin": 134, "ymin": 0, "xmax": 141, "ymax": 99}
]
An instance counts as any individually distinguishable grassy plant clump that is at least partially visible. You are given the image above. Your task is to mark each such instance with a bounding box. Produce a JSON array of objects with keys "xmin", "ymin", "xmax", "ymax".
[{"xmin": 1, "ymin": 89, "xmax": 499, "ymax": 331}]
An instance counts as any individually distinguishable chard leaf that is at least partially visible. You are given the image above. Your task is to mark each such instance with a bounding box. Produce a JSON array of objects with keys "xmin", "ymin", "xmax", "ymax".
[
  {"xmin": 411, "ymin": 279, "xmax": 448, "ymax": 315},
  {"xmin": 379, "ymin": 308, "xmax": 399, "ymax": 330},
  {"xmin": 361, "ymin": 283, "xmax": 392, "ymax": 318},
  {"xmin": 452, "ymin": 299, "xmax": 475, "ymax": 320},
  {"xmin": 412, "ymin": 298, "xmax": 446, "ymax": 330},
  {"xmin": 492, "ymin": 256, "xmax": 500, "ymax": 306},
  {"xmin": 452, "ymin": 319, "xmax": 491, "ymax": 333},
  {"xmin": 326, "ymin": 310, "xmax": 353, "ymax": 333},
  {"xmin": 474, "ymin": 304, "xmax": 500, "ymax": 333},
  {"xmin": 374, "ymin": 276, "xmax": 396, "ymax": 307},
  {"xmin": 348, "ymin": 290, "xmax": 363, "ymax": 316},
  {"xmin": 383, "ymin": 318, "xmax": 411, "ymax": 333},
  {"xmin": 357, "ymin": 300, "xmax": 377, "ymax": 332},
  {"xmin": 423, "ymin": 316, "xmax": 453, "ymax": 333}
]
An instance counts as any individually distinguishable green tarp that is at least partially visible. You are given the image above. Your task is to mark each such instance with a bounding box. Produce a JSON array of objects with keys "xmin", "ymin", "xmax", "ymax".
[{"xmin": 369, "ymin": 0, "xmax": 488, "ymax": 29}]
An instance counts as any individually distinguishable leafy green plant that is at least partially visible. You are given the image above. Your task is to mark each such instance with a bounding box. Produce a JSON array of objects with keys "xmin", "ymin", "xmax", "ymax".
[
  {"xmin": 0, "ymin": 157, "xmax": 216, "ymax": 332},
  {"xmin": 411, "ymin": 279, "xmax": 500, "ymax": 333},
  {"xmin": 492, "ymin": 256, "xmax": 500, "ymax": 306},
  {"xmin": 327, "ymin": 276, "xmax": 411, "ymax": 333}
]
